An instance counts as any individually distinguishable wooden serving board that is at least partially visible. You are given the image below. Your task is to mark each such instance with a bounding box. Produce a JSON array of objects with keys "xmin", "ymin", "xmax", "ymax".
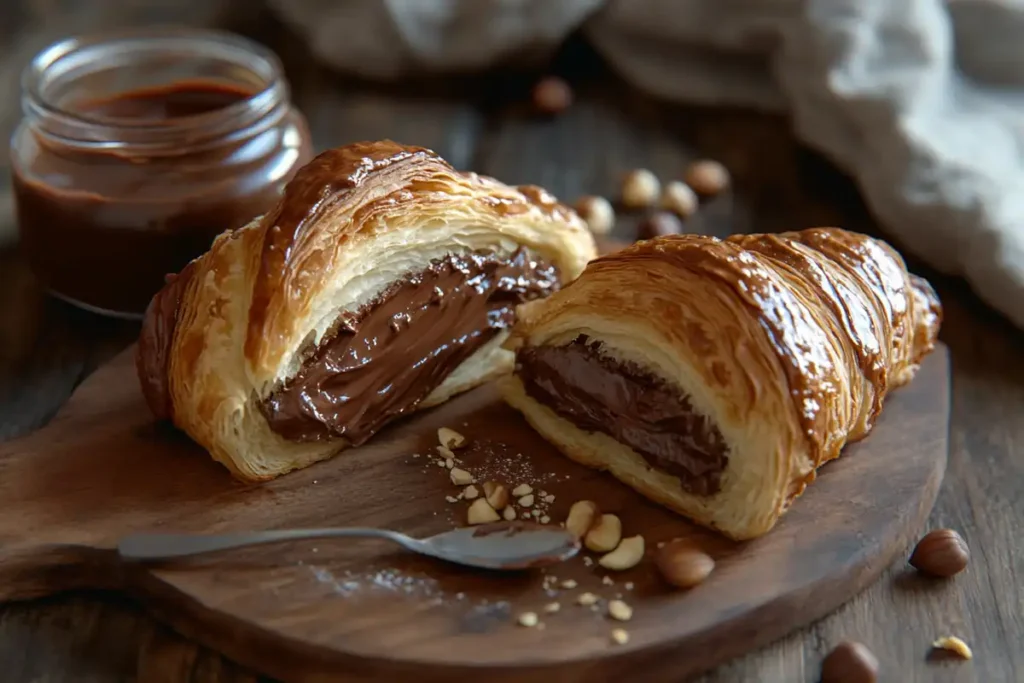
[{"xmin": 0, "ymin": 344, "xmax": 950, "ymax": 683}]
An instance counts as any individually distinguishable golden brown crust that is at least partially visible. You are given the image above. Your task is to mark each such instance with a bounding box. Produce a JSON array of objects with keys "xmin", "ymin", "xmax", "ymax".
[
  {"xmin": 503, "ymin": 228, "xmax": 941, "ymax": 539},
  {"xmin": 137, "ymin": 140, "xmax": 596, "ymax": 481}
]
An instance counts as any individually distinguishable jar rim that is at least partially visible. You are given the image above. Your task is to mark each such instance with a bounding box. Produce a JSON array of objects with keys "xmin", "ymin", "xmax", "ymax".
[{"xmin": 22, "ymin": 26, "xmax": 289, "ymax": 151}]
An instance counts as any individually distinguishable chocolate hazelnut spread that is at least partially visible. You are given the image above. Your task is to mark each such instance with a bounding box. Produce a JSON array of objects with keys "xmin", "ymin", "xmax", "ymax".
[
  {"xmin": 517, "ymin": 336, "xmax": 728, "ymax": 495},
  {"xmin": 261, "ymin": 249, "xmax": 559, "ymax": 444}
]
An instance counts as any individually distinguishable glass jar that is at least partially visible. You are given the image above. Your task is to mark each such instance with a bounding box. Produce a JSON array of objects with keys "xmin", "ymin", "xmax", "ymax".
[{"xmin": 10, "ymin": 28, "xmax": 314, "ymax": 318}]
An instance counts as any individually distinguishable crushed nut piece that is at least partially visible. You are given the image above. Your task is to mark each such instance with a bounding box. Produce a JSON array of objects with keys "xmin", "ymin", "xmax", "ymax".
[
  {"xmin": 583, "ymin": 556, "xmax": 594, "ymax": 567},
  {"xmin": 512, "ymin": 484, "xmax": 533, "ymax": 497},
  {"xmin": 560, "ymin": 579, "xmax": 578, "ymax": 589},
  {"xmin": 463, "ymin": 484, "xmax": 480, "ymax": 500},
  {"xmin": 540, "ymin": 515, "xmax": 551, "ymax": 524},
  {"xmin": 445, "ymin": 458, "xmax": 454, "ymax": 469},
  {"xmin": 625, "ymin": 582, "xmax": 634, "ymax": 591},
  {"xmin": 585, "ymin": 514, "xmax": 623, "ymax": 553},
  {"xmin": 436, "ymin": 445, "xmax": 455, "ymax": 459},
  {"xmin": 543, "ymin": 602, "xmax": 561, "ymax": 614},
  {"xmin": 436, "ymin": 460, "xmax": 446, "ymax": 468},
  {"xmin": 482, "ymin": 482, "xmax": 509, "ymax": 510},
  {"xmin": 577, "ymin": 592, "xmax": 599, "ymax": 606},
  {"xmin": 602, "ymin": 576, "xmax": 614, "ymax": 586},
  {"xmin": 932, "ymin": 636, "xmax": 972, "ymax": 659},
  {"xmin": 610, "ymin": 628, "xmax": 629, "ymax": 645},
  {"xmin": 519, "ymin": 494, "xmax": 535, "ymax": 507},
  {"xmin": 503, "ymin": 506, "xmax": 517, "ymax": 521},
  {"xmin": 517, "ymin": 612, "xmax": 539, "ymax": 628},
  {"xmin": 449, "ymin": 467, "xmax": 474, "ymax": 486},
  {"xmin": 531, "ymin": 509, "xmax": 542, "ymax": 518},
  {"xmin": 608, "ymin": 599, "xmax": 633, "ymax": 622},
  {"xmin": 566, "ymin": 500, "xmax": 600, "ymax": 539},
  {"xmin": 600, "ymin": 535, "xmax": 645, "ymax": 571},
  {"xmin": 543, "ymin": 494, "xmax": 556, "ymax": 504},
  {"xmin": 467, "ymin": 498, "xmax": 500, "ymax": 525},
  {"xmin": 437, "ymin": 427, "xmax": 466, "ymax": 450},
  {"xmin": 445, "ymin": 496, "xmax": 458, "ymax": 503}
]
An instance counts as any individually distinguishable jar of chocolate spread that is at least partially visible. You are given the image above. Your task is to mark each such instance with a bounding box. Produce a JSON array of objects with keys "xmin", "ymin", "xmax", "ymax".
[{"xmin": 9, "ymin": 28, "xmax": 314, "ymax": 318}]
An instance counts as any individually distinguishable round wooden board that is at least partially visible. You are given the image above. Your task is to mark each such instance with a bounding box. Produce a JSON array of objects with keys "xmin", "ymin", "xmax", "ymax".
[{"xmin": 0, "ymin": 345, "xmax": 949, "ymax": 682}]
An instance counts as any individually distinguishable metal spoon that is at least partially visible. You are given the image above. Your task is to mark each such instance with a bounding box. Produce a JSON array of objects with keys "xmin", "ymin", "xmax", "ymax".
[{"xmin": 117, "ymin": 521, "xmax": 580, "ymax": 570}]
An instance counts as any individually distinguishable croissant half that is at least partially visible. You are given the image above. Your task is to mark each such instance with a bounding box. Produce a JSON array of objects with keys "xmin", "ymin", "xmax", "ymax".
[
  {"xmin": 500, "ymin": 229, "xmax": 942, "ymax": 540},
  {"xmin": 137, "ymin": 141, "xmax": 596, "ymax": 481}
]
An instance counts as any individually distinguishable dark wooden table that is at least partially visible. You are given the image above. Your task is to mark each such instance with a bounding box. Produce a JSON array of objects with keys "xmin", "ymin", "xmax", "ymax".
[{"xmin": 2, "ymin": 5, "xmax": 1022, "ymax": 682}]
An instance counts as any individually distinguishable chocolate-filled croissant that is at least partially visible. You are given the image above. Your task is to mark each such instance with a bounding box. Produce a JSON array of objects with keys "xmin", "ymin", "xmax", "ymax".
[
  {"xmin": 137, "ymin": 141, "xmax": 596, "ymax": 481},
  {"xmin": 500, "ymin": 229, "xmax": 941, "ymax": 540}
]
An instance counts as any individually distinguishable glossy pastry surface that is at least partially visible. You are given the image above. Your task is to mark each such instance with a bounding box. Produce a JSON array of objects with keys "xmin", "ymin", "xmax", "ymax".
[
  {"xmin": 501, "ymin": 228, "xmax": 941, "ymax": 540},
  {"xmin": 137, "ymin": 140, "xmax": 596, "ymax": 481}
]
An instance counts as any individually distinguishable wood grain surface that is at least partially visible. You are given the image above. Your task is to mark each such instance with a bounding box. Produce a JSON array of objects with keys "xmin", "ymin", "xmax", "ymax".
[
  {"xmin": 0, "ymin": 345, "xmax": 948, "ymax": 682},
  {"xmin": 1, "ymin": 2, "xmax": 1022, "ymax": 682}
]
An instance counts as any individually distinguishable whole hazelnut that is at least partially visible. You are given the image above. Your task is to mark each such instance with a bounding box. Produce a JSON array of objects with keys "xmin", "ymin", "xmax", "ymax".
[
  {"xmin": 660, "ymin": 181, "xmax": 698, "ymax": 218},
  {"xmin": 621, "ymin": 169, "xmax": 661, "ymax": 209},
  {"xmin": 655, "ymin": 540, "xmax": 714, "ymax": 589},
  {"xmin": 574, "ymin": 195, "xmax": 615, "ymax": 235},
  {"xmin": 909, "ymin": 528, "xmax": 969, "ymax": 577},
  {"xmin": 636, "ymin": 212, "xmax": 683, "ymax": 241},
  {"xmin": 532, "ymin": 76, "xmax": 572, "ymax": 115},
  {"xmin": 684, "ymin": 159, "xmax": 730, "ymax": 196},
  {"xmin": 821, "ymin": 641, "xmax": 878, "ymax": 683}
]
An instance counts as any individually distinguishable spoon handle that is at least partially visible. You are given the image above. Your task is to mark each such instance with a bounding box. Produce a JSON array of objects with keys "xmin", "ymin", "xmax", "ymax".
[{"xmin": 117, "ymin": 527, "xmax": 413, "ymax": 561}]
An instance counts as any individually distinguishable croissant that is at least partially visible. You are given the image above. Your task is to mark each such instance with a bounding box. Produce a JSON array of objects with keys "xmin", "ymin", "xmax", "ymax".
[
  {"xmin": 500, "ymin": 228, "xmax": 942, "ymax": 540},
  {"xmin": 137, "ymin": 140, "xmax": 596, "ymax": 481}
]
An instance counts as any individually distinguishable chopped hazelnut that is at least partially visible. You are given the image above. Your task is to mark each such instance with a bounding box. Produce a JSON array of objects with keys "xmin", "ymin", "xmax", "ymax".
[
  {"xmin": 449, "ymin": 467, "xmax": 474, "ymax": 486},
  {"xmin": 599, "ymin": 535, "xmax": 645, "ymax": 571},
  {"xmin": 466, "ymin": 498, "xmax": 500, "ymax": 525},
  {"xmin": 543, "ymin": 602, "xmax": 561, "ymax": 614},
  {"xmin": 585, "ymin": 514, "xmax": 622, "ymax": 553},
  {"xmin": 437, "ymin": 427, "xmax": 466, "ymax": 450},
  {"xmin": 607, "ymin": 599, "xmax": 633, "ymax": 622},
  {"xmin": 503, "ymin": 506, "xmax": 517, "ymax": 521},
  {"xmin": 610, "ymin": 628, "xmax": 629, "ymax": 645},
  {"xmin": 577, "ymin": 592, "xmax": 599, "ymax": 606},
  {"xmin": 463, "ymin": 484, "xmax": 480, "ymax": 500},
  {"xmin": 512, "ymin": 484, "xmax": 533, "ymax": 497},
  {"xmin": 518, "ymin": 494, "xmax": 535, "ymax": 508},
  {"xmin": 517, "ymin": 612, "xmax": 539, "ymax": 628},
  {"xmin": 660, "ymin": 180, "xmax": 698, "ymax": 217}
]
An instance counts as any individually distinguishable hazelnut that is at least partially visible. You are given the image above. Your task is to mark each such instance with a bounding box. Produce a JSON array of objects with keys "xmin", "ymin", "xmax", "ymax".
[
  {"xmin": 660, "ymin": 181, "xmax": 698, "ymax": 217},
  {"xmin": 436, "ymin": 445, "xmax": 455, "ymax": 460},
  {"xmin": 483, "ymin": 481, "xmax": 510, "ymax": 510},
  {"xmin": 576, "ymin": 592, "xmax": 599, "ymax": 606},
  {"xmin": 574, "ymin": 195, "xmax": 615, "ymax": 235},
  {"xmin": 607, "ymin": 599, "xmax": 633, "ymax": 622},
  {"xmin": 585, "ymin": 514, "xmax": 623, "ymax": 553},
  {"xmin": 463, "ymin": 484, "xmax": 480, "ymax": 500},
  {"xmin": 565, "ymin": 500, "xmax": 600, "ymax": 539},
  {"xmin": 517, "ymin": 611, "xmax": 539, "ymax": 627},
  {"xmin": 503, "ymin": 506, "xmax": 517, "ymax": 521},
  {"xmin": 449, "ymin": 467, "xmax": 474, "ymax": 486},
  {"xmin": 621, "ymin": 169, "xmax": 660, "ymax": 209},
  {"xmin": 512, "ymin": 483, "xmax": 533, "ymax": 497},
  {"xmin": 656, "ymin": 540, "xmax": 714, "ymax": 589},
  {"xmin": 437, "ymin": 427, "xmax": 466, "ymax": 450},
  {"xmin": 909, "ymin": 529, "xmax": 969, "ymax": 577},
  {"xmin": 532, "ymin": 76, "xmax": 572, "ymax": 115},
  {"xmin": 931, "ymin": 636, "xmax": 972, "ymax": 659},
  {"xmin": 543, "ymin": 602, "xmax": 561, "ymax": 614},
  {"xmin": 466, "ymin": 498, "xmax": 500, "ymax": 525},
  {"xmin": 518, "ymin": 494, "xmax": 535, "ymax": 508},
  {"xmin": 821, "ymin": 641, "xmax": 878, "ymax": 683},
  {"xmin": 636, "ymin": 212, "xmax": 683, "ymax": 240},
  {"xmin": 684, "ymin": 159, "xmax": 730, "ymax": 196},
  {"xmin": 610, "ymin": 628, "xmax": 629, "ymax": 645},
  {"xmin": 599, "ymin": 535, "xmax": 645, "ymax": 571},
  {"xmin": 560, "ymin": 579, "xmax": 577, "ymax": 589}
]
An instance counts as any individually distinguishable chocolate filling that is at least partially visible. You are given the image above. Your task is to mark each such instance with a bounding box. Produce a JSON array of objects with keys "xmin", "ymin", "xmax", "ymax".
[
  {"xmin": 261, "ymin": 249, "xmax": 559, "ymax": 444},
  {"xmin": 517, "ymin": 336, "xmax": 728, "ymax": 495}
]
